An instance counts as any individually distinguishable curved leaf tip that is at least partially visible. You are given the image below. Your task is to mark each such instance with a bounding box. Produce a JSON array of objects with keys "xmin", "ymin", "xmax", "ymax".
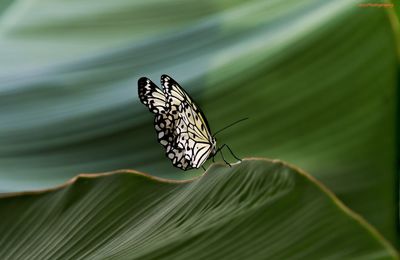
[{"xmin": 0, "ymin": 158, "xmax": 397, "ymax": 259}]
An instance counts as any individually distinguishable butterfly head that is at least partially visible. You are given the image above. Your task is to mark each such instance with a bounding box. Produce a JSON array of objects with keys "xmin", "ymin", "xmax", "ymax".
[{"xmin": 211, "ymin": 137, "xmax": 217, "ymax": 156}]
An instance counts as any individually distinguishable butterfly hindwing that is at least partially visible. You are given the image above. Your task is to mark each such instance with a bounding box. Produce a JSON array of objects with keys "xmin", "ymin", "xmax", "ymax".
[
  {"xmin": 154, "ymin": 113, "xmax": 192, "ymax": 170},
  {"xmin": 154, "ymin": 113, "xmax": 173, "ymax": 148}
]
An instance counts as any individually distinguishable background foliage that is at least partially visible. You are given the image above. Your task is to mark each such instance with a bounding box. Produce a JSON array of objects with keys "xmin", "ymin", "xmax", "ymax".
[{"xmin": 0, "ymin": 0, "xmax": 398, "ymax": 252}]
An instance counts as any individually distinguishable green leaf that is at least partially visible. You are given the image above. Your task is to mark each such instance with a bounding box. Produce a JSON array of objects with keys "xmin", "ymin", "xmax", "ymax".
[
  {"xmin": 0, "ymin": 159, "xmax": 396, "ymax": 259},
  {"xmin": 0, "ymin": 0, "xmax": 398, "ymax": 245}
]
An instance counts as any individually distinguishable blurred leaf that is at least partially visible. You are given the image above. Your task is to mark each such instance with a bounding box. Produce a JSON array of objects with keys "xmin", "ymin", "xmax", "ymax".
[
  {"xmin": 0, "ymin": 0, "xmax": 397, "ymax": 244},
  {"xmin": 0, "ymin": 159, "xmax": 397, "ymax": 259}
]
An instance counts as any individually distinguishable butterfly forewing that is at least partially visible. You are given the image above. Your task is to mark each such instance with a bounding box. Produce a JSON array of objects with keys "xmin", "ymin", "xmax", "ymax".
[
  {"xmin": 161, "ymin": 75, "xmax": 214, "ymax": 169},
  {"xmin": 138, "ymin": 78, "xmax": 193, "ymax": 170},
  {"xmin": 161, "ymin": 75, "xmax": 211, "ymax": 138},
  {"xmin": 177, "ymin": 103, "xmax": 212, "ymax": 168},
  {"xmin": 138, "ymin": 77, "xmax": 166, "ymax": 114}
]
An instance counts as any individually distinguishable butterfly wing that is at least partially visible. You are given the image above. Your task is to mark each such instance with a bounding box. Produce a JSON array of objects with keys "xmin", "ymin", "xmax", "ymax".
[
  {"xmin": 138, "ymin": 77, "xmax": 166, "ymax": 114},
  {"xmin": 138, "ymin": 77, "xmax": 192, "ymax": 170},
  {"xmin": 138, "ymin": 77, "xmax": 169, "ymax": 149},
  {"xmin": 178, "ymin": 103, "xmax": 213, "ymax": 168},
  {"xmin": 161, "ymin": 74, "xmax": 214, "ymax": 169},
  {"xmin": 155, "ymin": 113, "xmax": 192, "ymax": 170}
]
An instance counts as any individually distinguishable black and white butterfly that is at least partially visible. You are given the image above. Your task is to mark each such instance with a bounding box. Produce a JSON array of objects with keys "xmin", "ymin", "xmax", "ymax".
[{"xmin": 138, "ymin": 74, "xmax": 243, "ymax": 171}]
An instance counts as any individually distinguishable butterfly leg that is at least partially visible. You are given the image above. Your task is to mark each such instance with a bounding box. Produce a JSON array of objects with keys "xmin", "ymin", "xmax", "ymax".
[
  {"xmin": 224, "ymin": 144, "xmax": 242, "ymax": 162},
  {"xmin": 202, "ymin": 165, "xmax": 206, "ymax": 171},
  {"xmin": 212, "ymin": 147, "xmax": 222, "ymax": 163},
  {"xmin": 218, "ymin": 145, "xmax": 231, "ymax": 167}
]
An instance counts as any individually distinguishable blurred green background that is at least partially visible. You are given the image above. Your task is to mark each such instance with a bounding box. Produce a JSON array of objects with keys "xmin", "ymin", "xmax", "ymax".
[{"xmin": 0, "ymin": 0, "xmax": 398, "ymax": 248}]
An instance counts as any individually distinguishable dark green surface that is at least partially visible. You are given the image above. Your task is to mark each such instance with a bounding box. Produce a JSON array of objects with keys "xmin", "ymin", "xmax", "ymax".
[
  {"xmin": 0, "ymin": 159, "xmax": 396, "ymax": 259},
  {"xmin": 0, "ymin": 0, "xmax": 398, "ymax": 246}
]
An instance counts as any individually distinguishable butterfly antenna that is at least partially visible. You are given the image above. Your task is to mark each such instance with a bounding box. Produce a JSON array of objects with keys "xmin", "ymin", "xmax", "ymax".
[{"xmin": 213, "ymin": 117, "xmax": 249, "ymax": 137}]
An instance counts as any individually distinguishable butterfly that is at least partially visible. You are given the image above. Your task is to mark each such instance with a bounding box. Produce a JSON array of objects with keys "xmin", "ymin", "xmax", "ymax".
[{"xmin": 138, "ymin": 74, "xmax": 244, "ymax": 171}]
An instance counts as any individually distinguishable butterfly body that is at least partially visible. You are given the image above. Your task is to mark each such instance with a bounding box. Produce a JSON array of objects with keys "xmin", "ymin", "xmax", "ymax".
[{"xmin": 138, "ymin": 75, "xmax": 217, "ymax": 170}]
